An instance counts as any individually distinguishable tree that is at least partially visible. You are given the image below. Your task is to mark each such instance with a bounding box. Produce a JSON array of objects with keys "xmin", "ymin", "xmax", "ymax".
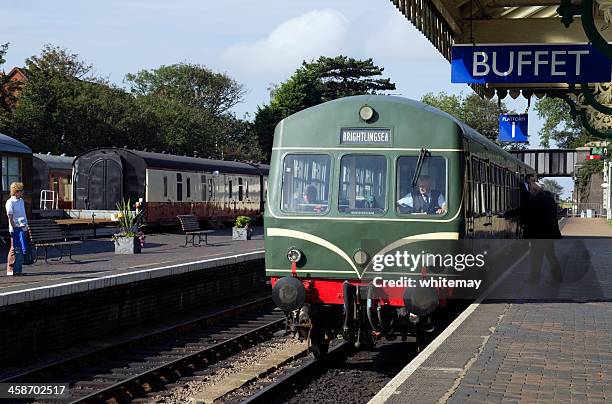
[
  {"xmin": 25, "ymin": 44, "xmax": 93, "ymax": 79},
  {"xmin": 534, "ymin": 97, "xmax": 592, "ymax": 148},
  {"xmin": 421, "ymin": 92, "xmax": 511, "ymax": 143},
  {"xmin": 540, "ymin": 178, "xmax": 563, "ymax": 197},
  {"xmin": 125, "ymin": 63, "xmax": 246, "ymax": 116},
  {"xmin": 1, "ymin": 45, "xmax": 156, "ymax": 154},
  {"xmin": 254, "ymin": 56, "xmax": 396, "ymax": 160}
]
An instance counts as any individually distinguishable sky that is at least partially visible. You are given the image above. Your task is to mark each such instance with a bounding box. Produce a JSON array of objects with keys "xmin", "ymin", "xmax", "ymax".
[{"xmin": 0, "ymin": 0, "xmax": 572, "ymax": 196}]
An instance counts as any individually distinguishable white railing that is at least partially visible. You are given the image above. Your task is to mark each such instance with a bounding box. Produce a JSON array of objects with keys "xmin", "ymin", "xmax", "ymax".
[{"xmin": 40, "ymin": 190, "xmax": 58, "ymax": 210}]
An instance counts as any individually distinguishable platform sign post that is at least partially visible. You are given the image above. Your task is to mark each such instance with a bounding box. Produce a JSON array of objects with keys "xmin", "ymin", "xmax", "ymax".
[{"xmin": 499, "ymin": 114, "xmax": 528, "ymax": 143}]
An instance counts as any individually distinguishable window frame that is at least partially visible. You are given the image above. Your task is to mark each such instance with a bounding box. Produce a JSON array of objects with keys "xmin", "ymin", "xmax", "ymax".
[
  {"xmin": 280, "ymin": 153, "xmax": 332, "ymax": 216},
  {"xmin": 338, "ymin": 154, "xmax": 388, "ymax": 216},
  {"xmin": 395, "ymin": 154, "xmax": 449, "ymax": 217}
]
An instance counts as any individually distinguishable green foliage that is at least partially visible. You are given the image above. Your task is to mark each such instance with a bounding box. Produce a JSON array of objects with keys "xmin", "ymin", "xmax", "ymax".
[
  {"xmin": 254, "ymin": 55, "xmax": 396, "ymax": 160},
  {"xmin": 115, "ymin": 199, "xmax": 138, "ymax": 237},
  {"xmin": 540, "ymin": 178, "xmax": 563, "ymax": 196},
  {"xmin": 534, "ymin": 97, "xmax": 592, "ymax": 148},
  {"xmin": 126, "ymin": 63, "xmax": 245, "ymax": 115},
  {"xmin": 577, "ymin": 159, "xmax": 604, "ymax": 199},
  {"xmin": 234, "ymin": 215, "xmax": 251, "ymax": 228},
  {"xmin": 421, "ymin": 92, "xmax": 510, "ymax": 143},
  {"xmin": 0, "ymin": 45, "xmax": 264, "ymax": 162},
  {"xmin": 25, "ymin": 44, "xmax": 93, "ymax": 79}
]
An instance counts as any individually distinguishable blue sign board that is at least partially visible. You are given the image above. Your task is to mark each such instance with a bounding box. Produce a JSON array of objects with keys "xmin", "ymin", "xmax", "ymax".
[
  {"xmin": 499, "ymin": 114, "xmax": 528, "ymax": 142},
  {"xmin": 452, "ymin": 44, "xmax": 612, "ymax": 84}
]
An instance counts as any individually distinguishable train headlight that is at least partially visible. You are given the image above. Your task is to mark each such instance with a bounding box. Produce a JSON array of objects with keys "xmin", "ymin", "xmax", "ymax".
[
  {"xmin": 272, "ymin": 276, "xmax": 306, "ymax": 311},
  {"xmin": 353, "ymin": 249, "xmax": 369, "ymax": 266},
  {"xmin": 287, "ymin": 248, "xmax": 302, "ymax": 263},
  {"xmin": 359, "ymin": 105, "xmax": 375, "ymax": 122}
]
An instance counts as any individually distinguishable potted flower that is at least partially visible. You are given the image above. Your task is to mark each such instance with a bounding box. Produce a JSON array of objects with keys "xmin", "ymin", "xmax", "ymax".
[
  {"xmin": 232, "ymin": 216, "xmax": 252, "ymax": 240},
  {"xmin": 113, "ymin": 199, "xmax": 145, "ymax": 254}
]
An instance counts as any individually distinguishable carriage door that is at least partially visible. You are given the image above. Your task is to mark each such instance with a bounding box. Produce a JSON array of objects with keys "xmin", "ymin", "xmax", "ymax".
[
  {"xmin": 483, "ymin": 159, "xmax": 493, "ymax": 237},
  {"xmin": 463, "ymin": 139, "xmax": 475, "ymax": 238},
  {"xmin": 88, "ymin": 156, "xmax": 123, "ymax": 210}
]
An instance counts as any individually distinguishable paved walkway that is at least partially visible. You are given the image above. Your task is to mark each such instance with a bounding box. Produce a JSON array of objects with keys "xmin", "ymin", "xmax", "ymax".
[
  {"xmin": 371, "ymin": 218, "xmax": 612, "ymax": 403},
  {"xmin": 0, "ymin": 227, "xmax": 264, "ymax": 295}
]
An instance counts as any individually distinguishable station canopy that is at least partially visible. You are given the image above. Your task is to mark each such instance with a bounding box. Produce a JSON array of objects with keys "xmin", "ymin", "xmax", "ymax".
[{"xmin": 387, "ymin": 0, "xmax": 612, "ymax": 136}]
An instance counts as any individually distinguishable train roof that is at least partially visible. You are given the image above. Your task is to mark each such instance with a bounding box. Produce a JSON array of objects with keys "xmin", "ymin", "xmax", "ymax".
[
  {"xmin": 33, "ymin": 153, "xmax": 75, "ymax": 170},
  {"xmin": 76, "ymin": 148, "xmax": 269, "ymax": 175},
  {"xmin": 0, "ymin": 133, "xmax": 32, "ymax": 155},
  {"xmin": 277, "ymin": 95, "xmax": 531, "ymax": 171}
]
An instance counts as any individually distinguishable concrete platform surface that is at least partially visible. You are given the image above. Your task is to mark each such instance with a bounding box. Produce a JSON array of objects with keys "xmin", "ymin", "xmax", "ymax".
[
  {"xmin": 0, "ymin": 227, "xmax": 264, "ymax": 306},
  {"xmin": 371, "ymin": 218, "xmax": 612, "ymax": 403}
]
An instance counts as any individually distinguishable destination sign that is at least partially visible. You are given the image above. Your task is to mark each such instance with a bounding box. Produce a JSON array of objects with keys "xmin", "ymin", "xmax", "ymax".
[
  {"xmin": 340, "ymin": 128, "xmax": 391, "ymax": 145},
  {"xmin": 451, "ymin": 44, "xmax": 612, "ymax": 84}
]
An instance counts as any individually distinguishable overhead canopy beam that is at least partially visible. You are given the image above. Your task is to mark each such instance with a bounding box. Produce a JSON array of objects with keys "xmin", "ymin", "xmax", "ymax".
[{"xmin": 455, "ymin": 18, "xmax": 612, "ymax": 43}]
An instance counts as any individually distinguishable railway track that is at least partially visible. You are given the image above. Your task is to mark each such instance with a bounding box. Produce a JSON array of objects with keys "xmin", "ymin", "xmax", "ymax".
[
  {"xmin": 224, "ymin": 302, "xmax": 471, "ymax": 404},
  {"xmin": 1, "ymin": 296, "xmax": 285, "ymax": 403}
]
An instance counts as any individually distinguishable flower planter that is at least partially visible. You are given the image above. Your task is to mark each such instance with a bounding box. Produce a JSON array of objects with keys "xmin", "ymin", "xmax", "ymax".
[
  {"xmin": 114, "ymin": 236, "xmax": 142, "ymax": 254},
  {"xmin": 232, "ymin": 227, "xmax": 252, "ymax": 241}
]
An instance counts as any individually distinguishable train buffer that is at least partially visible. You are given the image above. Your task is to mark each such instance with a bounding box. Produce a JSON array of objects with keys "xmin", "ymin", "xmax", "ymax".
[
  {"xmin": 177, "ymin": 214, "xmax": 214, "ymax": 247},
  {"xmin": 28, "ymin": 219, "xmax": 83, "ymax": 263}
]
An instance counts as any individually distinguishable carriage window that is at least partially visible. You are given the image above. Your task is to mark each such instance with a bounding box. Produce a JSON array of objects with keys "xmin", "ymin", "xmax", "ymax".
[
  {"xmin": 229, "ymin": 180, "xmax": 233, "ymax": 198},
  {"xmin": 397, "ymin": 156, "xmax": 447, "ymax": 215},
  {"xmin": 163, "ymin": 176, "xmax": 168, "ymax": 197},
  {"xmin": 238, "ymin": 178, "xmax": 243, "ymax": 201},
  {"xmin": 201, "ymin": 175, "xmax": 206, "ymax": 200},
  {"xmin": 62, "ymin": 177, "xmax": 72, "ymax": 201},
  {"xmin": 2, "ymin": 156, "xmax": 21, "ymax": 191},
  {"xmin": 208, "ymin": 178, "xmax": 214, "ymax": 200},
  {"xmin": 176, "ymin": 173, "xmax": 183, "ymax": 201},
  {"xmin": 186, "ymin": 177, "xmax": 191, "ymax": 198},
  {"xmin": 339, "ymin": 155, "xmax": 387, "ymax": 215},
  {"xmin": 282, "ymin": 154, "xmax": 331, "ymax": 214}
]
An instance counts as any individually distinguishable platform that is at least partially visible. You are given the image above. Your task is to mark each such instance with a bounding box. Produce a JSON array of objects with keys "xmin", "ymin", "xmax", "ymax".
[
  {"xmin": 0, "ymin": 227, "xmax": 264, "ymax": 306},
  {"xmin": 371, "ymin": 218, "xmax": 612, "ymax": 403}
]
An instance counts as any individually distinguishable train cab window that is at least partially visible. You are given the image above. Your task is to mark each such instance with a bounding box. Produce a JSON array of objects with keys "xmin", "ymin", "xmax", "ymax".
[
  {"xmin": 1, "ymin": 156, "xmax": 21, "ymax": 191},
  {"xmin": 281, "ymin": 154, "xmax": 331, "ymax": 214},
  {"xmin": 186, "ymin": 177, "xmax": 191, "ymax": 198},
  {"xmin": 396, "ymin": 156, "xmax": 446, "ymax": 215},
  {"xmin": 163, "ymin": 176, "xmax": 168, "ymax": 198},
  {"xmin": 339, "ymin": 155, "xmax": 387, "ymax": 215},
  {"xmin": 176, "ymin": 173, "xmax": 183, "ymax": 201}
]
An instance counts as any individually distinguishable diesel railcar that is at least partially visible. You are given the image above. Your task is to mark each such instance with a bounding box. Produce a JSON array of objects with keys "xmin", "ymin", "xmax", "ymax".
[
  {"xmin": 265, "ymin": 95, "xmax": 534, "ymax": 357},
  {"xmin": 73, "ymin": 148, "xmax": 269, "ymax": 224}
]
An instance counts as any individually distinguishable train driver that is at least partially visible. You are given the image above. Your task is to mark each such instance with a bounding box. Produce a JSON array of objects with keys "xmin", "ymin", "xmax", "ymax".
[{"xmin": 397, "ymin": 175, "xmax": 446, "ymax": 215}]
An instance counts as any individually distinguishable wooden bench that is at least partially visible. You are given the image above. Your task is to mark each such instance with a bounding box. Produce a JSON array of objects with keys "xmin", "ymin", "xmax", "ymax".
[
  {"xmin": 28, "ymin": 219, "xmax": 83, "ymax": 263},
  {"xmin": 177, "ymin": 215, "xmax": 214, "ymax": 247}
]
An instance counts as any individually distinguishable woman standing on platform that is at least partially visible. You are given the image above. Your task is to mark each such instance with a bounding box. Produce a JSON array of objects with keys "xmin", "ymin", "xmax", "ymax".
[{"xmin": 6, "ymin": 182, "xmax": 28, "ymax": 276}]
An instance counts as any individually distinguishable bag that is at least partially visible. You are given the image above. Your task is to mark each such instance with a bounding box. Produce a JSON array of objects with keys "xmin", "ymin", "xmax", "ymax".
[{"xmin": 23, "ymin": 239, "xmax": 35, "ymax": 265}]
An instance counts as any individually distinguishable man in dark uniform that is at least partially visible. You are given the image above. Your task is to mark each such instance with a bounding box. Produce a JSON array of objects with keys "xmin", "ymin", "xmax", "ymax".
[
  {"xmin": 397, "ymin": 175, "xmax": 446, "ymax": 214},
  {"xmin": 524, "ymin": 182, "xmax": 563, "ymax": 283}
]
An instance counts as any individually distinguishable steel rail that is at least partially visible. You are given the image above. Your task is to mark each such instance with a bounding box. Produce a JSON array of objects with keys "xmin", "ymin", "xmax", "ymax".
[
  {"xmin": 71, "ymin": 316, "xmax": 286, "ymax": 403},
  {"xmin": 241, "ymin": 341, "xmax": 351, "ymax": 404}
]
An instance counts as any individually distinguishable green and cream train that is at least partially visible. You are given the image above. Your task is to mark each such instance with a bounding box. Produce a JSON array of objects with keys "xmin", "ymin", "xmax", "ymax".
[{"xmin": 265, "ymin": 95, "xmax": 534, "ymax": 357}]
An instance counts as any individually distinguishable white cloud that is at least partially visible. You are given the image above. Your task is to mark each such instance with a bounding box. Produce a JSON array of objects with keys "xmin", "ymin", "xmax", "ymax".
[
  {"xmin": 222, "ymin": 9, "xmax": 349, "ymax": 79},
  {"xmin": 362, "ymin": 12, "xmax": 441, "ymax": 62}
]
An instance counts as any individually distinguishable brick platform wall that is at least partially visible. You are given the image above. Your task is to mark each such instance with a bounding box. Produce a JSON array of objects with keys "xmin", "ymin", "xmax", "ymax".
[{"xmin": 0, "ymin": 259, "xmax": 266, "ymax": 365}]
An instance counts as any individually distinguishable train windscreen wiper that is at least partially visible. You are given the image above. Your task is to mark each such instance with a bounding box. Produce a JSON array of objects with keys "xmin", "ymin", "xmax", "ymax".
[{"xmin": 411, "ymin": 148, "xmax": 429, "ymax": 187}]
